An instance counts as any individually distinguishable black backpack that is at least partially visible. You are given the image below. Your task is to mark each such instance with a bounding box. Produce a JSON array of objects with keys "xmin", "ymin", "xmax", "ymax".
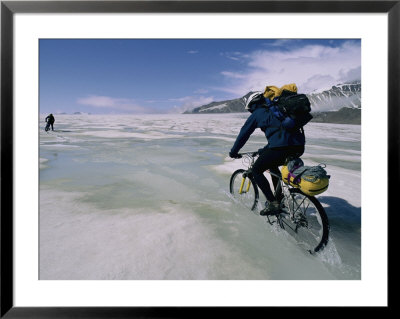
[{"xmin": 274, "ymin": 90, "xmax": 313, "ymax": 128}]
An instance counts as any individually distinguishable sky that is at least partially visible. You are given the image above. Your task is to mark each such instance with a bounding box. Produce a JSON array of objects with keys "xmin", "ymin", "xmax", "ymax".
[{"xmin": 39, "ymin": 39, "xmax": 361, "ymax": 114}]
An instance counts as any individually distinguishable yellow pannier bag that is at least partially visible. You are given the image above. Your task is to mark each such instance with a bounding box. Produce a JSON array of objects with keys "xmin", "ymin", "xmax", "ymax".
[{"xmin": 281, "ymin": 161, "xmax": 330, "ymax": 196}]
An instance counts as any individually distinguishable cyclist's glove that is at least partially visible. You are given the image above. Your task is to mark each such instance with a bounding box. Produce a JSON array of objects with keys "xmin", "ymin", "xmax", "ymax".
[{"xmin": 229, "ymin": 151, "xmax": 242, "ymax": 159}]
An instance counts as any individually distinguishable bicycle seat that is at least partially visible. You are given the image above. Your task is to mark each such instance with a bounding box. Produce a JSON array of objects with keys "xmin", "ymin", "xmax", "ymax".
[{"xmin": 284, "ymin": 154, "xmax": 303, "ymax": 165}]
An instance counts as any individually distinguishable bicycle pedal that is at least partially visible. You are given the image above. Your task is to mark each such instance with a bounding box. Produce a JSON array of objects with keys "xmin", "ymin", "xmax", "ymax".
[
  {"xmin": 265, "ymin": 216, "xmax": 275, "ymax": 225},
  {"xmin": 260, "ymin": 209, "xmax": 281, "ymax": 216}
]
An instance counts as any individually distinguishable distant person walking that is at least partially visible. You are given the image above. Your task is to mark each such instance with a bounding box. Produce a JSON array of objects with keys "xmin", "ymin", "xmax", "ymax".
[{"xmin": 45, "ymin": 113, "xmax": 55, "ymax": 131}]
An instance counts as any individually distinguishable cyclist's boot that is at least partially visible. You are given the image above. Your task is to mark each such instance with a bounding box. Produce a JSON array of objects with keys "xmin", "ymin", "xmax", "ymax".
[
  {"xmin": 260, "ymin": 200, "xmax": 280, "ymax": 216},
  {"xmin": 275, "ymin": 193, "xmax": 284, "ymax": 204}
]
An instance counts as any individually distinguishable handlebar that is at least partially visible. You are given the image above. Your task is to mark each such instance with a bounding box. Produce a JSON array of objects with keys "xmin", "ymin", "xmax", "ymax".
[{"xmin": 237, "ymin": 151, "xmax": 259, "ymax": 158}]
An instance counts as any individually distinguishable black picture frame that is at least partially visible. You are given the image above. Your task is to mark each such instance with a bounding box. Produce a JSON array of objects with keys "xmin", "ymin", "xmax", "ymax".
[{"xmin": 1, "ymin": 1, "xmax": 396, "ymax": 317}]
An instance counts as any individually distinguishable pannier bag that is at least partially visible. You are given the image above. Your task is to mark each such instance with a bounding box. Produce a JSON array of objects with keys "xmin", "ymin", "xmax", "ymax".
[{"xmin": 281, "ymin": 158, "xmax": 330, "ymax": 196}]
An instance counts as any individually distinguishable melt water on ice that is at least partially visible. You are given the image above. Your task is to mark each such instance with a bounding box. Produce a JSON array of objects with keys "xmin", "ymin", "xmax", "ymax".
[{"xmin": 39, "ymin": 113, "xmax": 361, "ymax": 280}]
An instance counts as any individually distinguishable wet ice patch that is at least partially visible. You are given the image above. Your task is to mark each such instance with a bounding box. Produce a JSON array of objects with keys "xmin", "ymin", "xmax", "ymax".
[
  {"xmin": 208, "ymin": 157, "xmax": 245, "ymax": 175},
  {"xmin": 79, "ymin": 130, "xmax": 182, "ymax": 140},
  {"xmin": 39, "ymin": 158, "xmax": 49, "ymax": 169},
  {"xmin": 40, "ymin": 143, "xmax": 81, "ymax": 149},
  {"xmin": 40, "ymin": 187, "xmax": 271, "ymax": 280}
]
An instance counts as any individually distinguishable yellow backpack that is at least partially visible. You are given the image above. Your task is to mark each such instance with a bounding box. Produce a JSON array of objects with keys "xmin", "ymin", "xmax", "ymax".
[
  {"xmin": 263, "ymin": 83, "xmax": 298, "ymax": 100},
  {"xmin": 281, "ymin": 158, "xmax": 330, "ymax": 196}
]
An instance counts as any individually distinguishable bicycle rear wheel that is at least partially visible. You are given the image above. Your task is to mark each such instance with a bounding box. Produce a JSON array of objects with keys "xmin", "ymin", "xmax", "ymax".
[
  {"xmin": 230, "ymin": 169, "xmax": 259, "ymax": 211},
  {"xmin": 279, "ymin": 188, "xmax": 329, "ymax": 253}
]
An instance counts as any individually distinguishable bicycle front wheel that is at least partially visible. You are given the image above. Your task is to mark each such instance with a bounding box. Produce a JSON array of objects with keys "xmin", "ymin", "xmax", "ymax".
[
  {"xmin": 230, "ymin": 169, "xmax": 259, "ymax": 211},
  {"xmin": 280, "ymin": 188, "xmax": 329, "ymax": 253}
]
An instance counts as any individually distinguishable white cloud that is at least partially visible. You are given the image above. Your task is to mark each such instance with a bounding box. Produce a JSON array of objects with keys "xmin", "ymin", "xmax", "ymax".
[
  {"xmin": 339, "ymin": 66, "xmax": 361, "ymax": 83},
  {"xmin": 77, "ymin": 95, "xmax": 154, "ymax": 113},
  {"xmin": 220, "ymin": 51, "xmax": 248, "ymax": 62},
  {"xmin": 187, "ymin": 50, "xmax": 199, "ymax": 54},
  {"xmin": 77, "ymin": 94, "xmax": 215, "ymax": 114},
  {"xmin": 302, "ymin": 74, "xmax": 336, "ymax": 93},
  {"xmin": 169, "ymin": 95, "xmax": 215, "ymax": 113},
  {"xmin": 220, "ymin": 71, "xmax": 246, "ymax": 79},
  {"xmin": 219, "ymin": 41, "xmax": 361, "ymax": 95}
]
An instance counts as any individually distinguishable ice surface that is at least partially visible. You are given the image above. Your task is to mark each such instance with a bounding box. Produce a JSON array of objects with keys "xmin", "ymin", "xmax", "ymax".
[{"xmin": 39, "ymin": 114, "xmax": 361, "ymax": 280}]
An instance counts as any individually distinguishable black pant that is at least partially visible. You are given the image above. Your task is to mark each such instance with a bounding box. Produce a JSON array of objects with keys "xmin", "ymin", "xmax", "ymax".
[
  {"xmin": 46, "ymin": 122, "xmax": 54, "ymax": 130},
  {"xmin": 252, "ymin": 145, "xmax": 304, "ymax": 202}
]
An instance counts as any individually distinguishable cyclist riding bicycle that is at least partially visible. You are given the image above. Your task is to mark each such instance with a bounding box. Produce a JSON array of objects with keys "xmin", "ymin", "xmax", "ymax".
[{"xmin": 229, "ymin": 91, "xmax": 305, "ymax": 216}]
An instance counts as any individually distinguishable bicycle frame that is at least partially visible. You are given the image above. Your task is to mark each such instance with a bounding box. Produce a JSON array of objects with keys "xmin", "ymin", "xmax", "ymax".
[
  {"xmin": 233, "ymin": 152, "xmax": 330, "ymax": 253},
  {"xmin": 237, "ymin": 152, "xmax": 299, "ymax": 220}
]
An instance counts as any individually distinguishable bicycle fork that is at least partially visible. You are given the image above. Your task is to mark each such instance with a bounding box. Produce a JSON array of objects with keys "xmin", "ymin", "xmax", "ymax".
[{"xmin": 239, "ymin": 172, "xmax": 252, "ymax": 194}]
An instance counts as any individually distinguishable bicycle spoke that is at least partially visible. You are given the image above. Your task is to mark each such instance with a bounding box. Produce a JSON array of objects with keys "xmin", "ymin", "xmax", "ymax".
[{"xmin": 281, "ymin": 188, "xmax": 329, "ymax": 253}]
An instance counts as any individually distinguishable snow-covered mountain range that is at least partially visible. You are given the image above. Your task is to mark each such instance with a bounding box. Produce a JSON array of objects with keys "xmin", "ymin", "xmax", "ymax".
[
  {"xmin": 184, "ymin": 81, "xmax": 361, "ymax": 124},
  {"xmin": 307, "ymin": 82, "xmax": 361, "ymax": 111}
]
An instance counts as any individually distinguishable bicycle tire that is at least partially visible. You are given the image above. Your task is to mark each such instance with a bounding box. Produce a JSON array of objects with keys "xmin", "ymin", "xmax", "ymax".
[
  {"xmin": 229, "ymin": 169, "xmax": 259, "ymax": 211},
  {"xmin": 279, "ymin": 188, "xmax": 329, "ymax": 253}
]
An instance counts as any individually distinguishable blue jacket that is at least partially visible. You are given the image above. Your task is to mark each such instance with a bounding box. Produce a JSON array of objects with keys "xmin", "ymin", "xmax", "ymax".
[{"xmin": 230, "ymin": 107, "xmax": 305, "ymax": 155}]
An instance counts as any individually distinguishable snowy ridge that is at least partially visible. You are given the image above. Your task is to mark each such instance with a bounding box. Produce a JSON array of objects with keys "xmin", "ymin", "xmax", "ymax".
[
  {"xmin": 184, "ymin": 92, "xmax": 254, "ymax": 114},
  {"xmin": 186, "ymin": 82, "xmax": 361, "ymax": 114},
  {"xmin": 199, "ymin": 103, "xmax": 228, "ymax": 112},
  {"xmin": 307, "ymin": 82, "xmax": 361, "ymax": 112}
]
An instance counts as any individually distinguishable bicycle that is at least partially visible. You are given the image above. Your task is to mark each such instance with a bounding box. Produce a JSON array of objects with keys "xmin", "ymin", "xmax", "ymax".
[
  {"xmin": 45, "ymin": 121, "xmax": 51, "ymax": 132},
  {"xmin": 229, "ymin": 151, "xmax": 330, "ymax": 254}
]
